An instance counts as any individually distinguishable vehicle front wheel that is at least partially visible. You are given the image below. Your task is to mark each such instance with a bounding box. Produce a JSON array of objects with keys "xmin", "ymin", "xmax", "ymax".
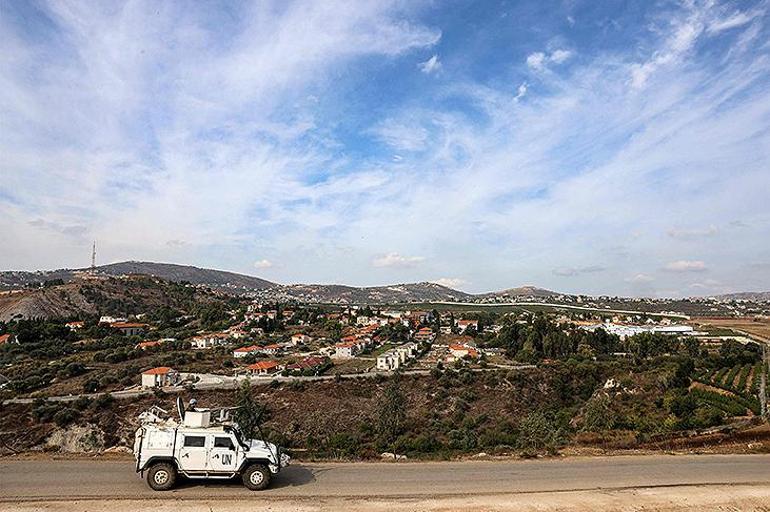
[
  {"xmin": 146, "ymin": 462, "xmax": 177, "ymax": 491},
  {"xmin": 242, "ymin": 464, "xmax": 271, "ymax": 490}
]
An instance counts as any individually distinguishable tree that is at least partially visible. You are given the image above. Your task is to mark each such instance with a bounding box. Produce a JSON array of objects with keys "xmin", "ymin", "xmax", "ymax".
[
  {"xmin": 582, "ymin": 394, "xmax": 615, "ymax": 432},
  {"xmin": 376, "ymin": 372, "xmax": 407, "ymax": 453},
  {"xmin": 234, "ymin": 381, "xmax": 266, "ymax": 441},
  {"xmin": 517, "ymin": 411, "xmax": 563, "ymax": 456}
]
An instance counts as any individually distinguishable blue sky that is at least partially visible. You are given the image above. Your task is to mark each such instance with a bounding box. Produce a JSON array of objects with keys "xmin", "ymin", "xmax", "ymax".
[{"xmin": 1, "ymin": 0, "xmax": 769, "ymax": 297}]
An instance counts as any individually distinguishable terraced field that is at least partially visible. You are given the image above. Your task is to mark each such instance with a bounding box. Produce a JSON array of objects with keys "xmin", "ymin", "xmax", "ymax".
[{"xmin": 694, "ymin": 364, "xmax": 764, "ymax": 416}]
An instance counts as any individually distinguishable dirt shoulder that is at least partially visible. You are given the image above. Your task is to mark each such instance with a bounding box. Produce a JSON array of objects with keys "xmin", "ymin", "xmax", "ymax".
[{"xmin": 4, "ymin": 485, "xmax": 770, "ymax": 512}]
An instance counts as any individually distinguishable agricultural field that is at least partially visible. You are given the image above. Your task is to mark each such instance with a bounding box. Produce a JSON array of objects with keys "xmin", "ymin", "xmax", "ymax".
[
  {"xmin": 696, "ymin": 317, "xmax": 770, "ymax": 342},
  {"xmin": 694, "ymin": 363, "xmax": 765, "ymax": 416}
]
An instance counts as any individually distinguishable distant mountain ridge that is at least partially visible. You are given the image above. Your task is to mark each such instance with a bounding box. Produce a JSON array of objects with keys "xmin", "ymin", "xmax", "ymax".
[
  {"xmin": 478, "ymin": 286, "xmax": 560, "ymax": 299},
  {"xmin": 0, "ymin": 260, "xmax": 559, "ymax": 304},
  {"xmin": 0, "ymin": 261, "xmax": 274, "ymax": 292},
  {"xmin": 262, "ymin": 281, "xmax": 474, "ymax": 304},
  {"xmin": 713, "ymin": 291, "xmax": 770, "ymax": 301}
]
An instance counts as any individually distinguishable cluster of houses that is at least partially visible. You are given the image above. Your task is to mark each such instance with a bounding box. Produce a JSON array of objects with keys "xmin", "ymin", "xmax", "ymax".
[
  {"xmin": 333, "ymin": 324, "xmax": 379, "ymax": 358},
  {"xmin": 232, "ymin": 333, "xmax": 315, "ymax": 358},
  {"xmin": 376, "ymin": 342, "xmax": 419, "ymax": 370}
]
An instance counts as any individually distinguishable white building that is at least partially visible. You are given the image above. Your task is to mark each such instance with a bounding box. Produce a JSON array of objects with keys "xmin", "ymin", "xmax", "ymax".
[
  {"xmin": 190, "ymin": 333, "xmax": 231, "ymax": 349},
  {"xmin": 377, "ymin": 350, "xmax": 401, "ymax": 370},
  {"xmin": 291, "ymin": 334, "xmax": 312, "ymax": 345},
  {"xmin": 335, "ymin": 342, "xmax": 358, "ymax": 359},
  {"xmin": 141, "ymin": 367, "xmax": 180, "ymax": 388},
  {"xmin": 99, "ymin": 316, "xmax": 127, "ymax": 324},
  {"xmin": 376, "ymin": 342, "xmax": 419, "ymax": 370},
  {"xmin": 233, "ymin": 345, "xmax": 261, "ymax": 358}
]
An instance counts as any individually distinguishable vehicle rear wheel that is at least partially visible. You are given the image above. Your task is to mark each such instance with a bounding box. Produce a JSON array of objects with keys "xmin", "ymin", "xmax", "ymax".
[
  {"xmin": 242, "ymin": 464, "xmax": 271, "ymax": 490},
  {"xmin": 146, "ymin": 462, "xmax": 176, "ymax": 491}
]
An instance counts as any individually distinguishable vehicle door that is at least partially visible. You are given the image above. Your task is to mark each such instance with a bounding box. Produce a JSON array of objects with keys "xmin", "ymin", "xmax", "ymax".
[
  {"xmin": 208, "ymin": 435, "xmax": 238, "ymax": 472},
  {"xmin": 178, "ymin": 434, "xmax": 208, "ymax": 471}
]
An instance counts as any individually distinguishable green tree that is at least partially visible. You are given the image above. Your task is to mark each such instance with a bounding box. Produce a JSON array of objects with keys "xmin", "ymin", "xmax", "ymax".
[
  {"xmin": 517, "ymin": 411, "xmax": 563, "ymax": 456},
  {"xmin": 376, "ymin": 372, "xmax": 407, "ymax": 453},
  {"xmin": 234, "ymin": 381, "xmax": 266, "ymax": 440}
]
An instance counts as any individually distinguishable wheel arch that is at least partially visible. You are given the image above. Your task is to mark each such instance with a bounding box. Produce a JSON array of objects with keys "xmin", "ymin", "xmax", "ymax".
[
  {"xmin": 141, "ymin": 456, "xmax": 178, "ymax": 472},
  {"xmin": 237, "ymin": 458, "xmax": 272, "ymax": 473}
]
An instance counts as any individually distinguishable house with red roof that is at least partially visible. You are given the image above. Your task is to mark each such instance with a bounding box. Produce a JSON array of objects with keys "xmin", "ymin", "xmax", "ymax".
[
  {"xmin": 112, "ymin": 322, "xmax": 149, "ymax": 336},
  {"xmin": 141, "ymin": 367, "xmax": 180, "ymax": 388},
  {"xmin": 233, "ymin": 345, "xmax": 261, "ymax": 358},
  {"xmin": 247, "ymin": 360, "xmax": 281, "ymax": 376}
]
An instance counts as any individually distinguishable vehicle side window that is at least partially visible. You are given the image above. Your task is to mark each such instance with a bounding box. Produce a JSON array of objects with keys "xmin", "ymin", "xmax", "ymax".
[
  {"xmin": 183, "ymin": 435, "xmax": 206, "ymax": 448},
  {"xmin": 214, "ymin": 437, "xmax": 234, "ymax": 449}
]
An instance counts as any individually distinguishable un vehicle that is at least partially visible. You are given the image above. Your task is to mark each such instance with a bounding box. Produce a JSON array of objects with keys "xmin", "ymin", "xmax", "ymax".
[{"xmin": 133, "ymin": 398, "xmax": 289, "ymax": 491}]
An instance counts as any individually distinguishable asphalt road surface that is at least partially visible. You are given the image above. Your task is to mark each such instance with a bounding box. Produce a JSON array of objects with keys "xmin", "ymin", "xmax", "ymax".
[{"xmin": 1, "ymin": 454, "xmax": 769, "ymax": 498}]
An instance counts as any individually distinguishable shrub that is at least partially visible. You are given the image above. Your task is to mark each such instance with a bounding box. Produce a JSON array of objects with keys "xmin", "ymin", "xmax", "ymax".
[
  {"xmin": 517, "ymin": 412, "xmax": 564, "ymax": 456},
  {"xmin": 53, "ymin": 407, "xmax": 79, "ymax": 427}
]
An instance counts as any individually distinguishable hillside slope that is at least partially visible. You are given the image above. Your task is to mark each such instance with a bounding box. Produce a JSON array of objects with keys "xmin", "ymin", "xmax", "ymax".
[
  {"xmin": 0, "ymin": 261, "xmax": 274, "ymax": 292},
  {"xmin": 0, "ymin": 275, "xmax": 222, "ymax": 322},
  {"xmin": 261, "ymin": 281, "xmax": 473, "ymax": 303},
  {"xmin": 478, "ymin": 286, "xmax": 561, "ymax": 299}
]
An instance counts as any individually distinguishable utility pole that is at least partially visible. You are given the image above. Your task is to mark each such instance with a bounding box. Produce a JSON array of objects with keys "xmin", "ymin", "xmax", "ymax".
[
  {"xmin": 91, "ymin": 241, "xmax": 96, "ymax": 272},
  {"xmin": 762, "ymin": 344, "xmax": 768, "ymax": 421}
]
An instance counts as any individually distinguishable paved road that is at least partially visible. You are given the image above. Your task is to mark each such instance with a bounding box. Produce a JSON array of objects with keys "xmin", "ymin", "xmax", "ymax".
[{"xmin": 1, "ymin": 454, "xmax": 769, "ymax": 502}]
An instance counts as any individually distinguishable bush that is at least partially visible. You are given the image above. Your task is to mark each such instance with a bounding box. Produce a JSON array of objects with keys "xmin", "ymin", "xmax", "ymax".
[
  {"xmin": 53, "ymin": 407, "xmax": 79, "ymax": 427},
  {"xmin": 581, "ymin": 394, "xmax": 615, "ymax": 432},
  {"xmin": 517, "ymin": 412, "xmax": 564, "ymax": 456}
]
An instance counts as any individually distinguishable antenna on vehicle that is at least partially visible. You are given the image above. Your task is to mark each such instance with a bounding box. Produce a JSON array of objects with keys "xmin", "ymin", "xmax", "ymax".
[{"xmin": 176, "ymin": 396, "xmax": 186, "ymax": 422}]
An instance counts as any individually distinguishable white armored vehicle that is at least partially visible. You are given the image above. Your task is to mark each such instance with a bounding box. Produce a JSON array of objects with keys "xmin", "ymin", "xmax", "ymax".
[{"xmin": 133, "ymin": 398, "xmax": 289, "ymax": 491}]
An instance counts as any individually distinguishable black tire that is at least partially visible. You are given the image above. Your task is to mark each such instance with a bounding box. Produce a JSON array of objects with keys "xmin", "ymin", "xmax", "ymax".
[
  {"xmin": 242, "ymin": 464, "xmax": 271, "ymax": 491},
  {"xmin": 146, "ymin": 462, "xmax": 177, "ymax": 491}
]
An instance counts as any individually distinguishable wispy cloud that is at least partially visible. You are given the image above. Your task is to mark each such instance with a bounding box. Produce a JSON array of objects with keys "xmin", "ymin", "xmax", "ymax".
[
  {"xmin": 254, "ymin": 259, "xmax": 274, "ymax": 269},
  {"xmin": 663, "ymin": 260, "xmax": 708, "ymax": 273},
  {"xmin": 667, "ymin": 225, "xmax": 718, "ymax": 240},
  {"xmin": 418, "ymin": 54, "xmax": 441, "ymax": 74},
  {"xmin": 526, "ymin": 48, "xmax": 573, "ymax": 70},
  {"xmin": 553, "ymin": 265, "xmax": 605, "ymax": 277},
  {"xmin": 431, "ymin": 277, "xmax": 466, "ymax": 289},
  {"xmin": 372, "ymin": 253, "xmax": 425, "ymax": 268},
  {"xmin": 625, "ymin": 273, "xmax": 654, "ymax": 284}
]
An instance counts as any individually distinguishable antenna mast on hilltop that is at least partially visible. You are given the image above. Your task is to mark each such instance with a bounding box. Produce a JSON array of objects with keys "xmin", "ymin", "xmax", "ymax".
[{"xmin": 91, "ymin": 241, "xmax": 96, "ymax": 272}]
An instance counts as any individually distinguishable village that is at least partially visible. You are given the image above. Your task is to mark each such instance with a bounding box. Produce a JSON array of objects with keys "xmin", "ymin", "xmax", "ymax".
[{"xmin": 7, "ymin": 301, "xmax": 731, "ymax": 395}]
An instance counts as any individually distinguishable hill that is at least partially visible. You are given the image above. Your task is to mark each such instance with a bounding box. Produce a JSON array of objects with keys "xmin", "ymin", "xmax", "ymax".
[
  {"xmin": 0, "ymin": 274, "xmax": 223, "ymax": 322},
  {"xmin": 478, "ymin": 286, "xmax": 561, "ymax": 299},
  {"xmin": 713, "ymin": 291, "xmax": 770, "ymax": 301},
  {"xmin": 259, "ymin": 281, "xmax": 473, "ymax": 304},
  {"xmin": 0, "ymin": 261, "xmax": 274, "ymax": 293}
]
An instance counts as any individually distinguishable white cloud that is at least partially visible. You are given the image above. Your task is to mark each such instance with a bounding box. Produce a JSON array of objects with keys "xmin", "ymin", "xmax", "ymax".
[
  {"xmin": 418, "ymin": 54, "xmax": 441, "ymax": 74},
  {"xmin": 513, "ymin": 82, "xmax": 528, "ymax": 101},
  {"xmin": 526, "ymin": 49, "xmax": 573, "ymax": 70},
  {"xmin": 549, "ymin": 49, "xmax": 573, "ymax": 64},
  {"xmin": 663, "ymin": 260, "xmax": 708, "ymax": 273},
  {"xmin": 526, "ymin": 52, "xmax": 546, "ymax": 70},
  {"xmin": 667, "ymin": 225, "xmax": 718, "ymax": 240},
  {"xmin": 707, "ymin": 10, "xmax": 762, "ymax": 34},
  {"xmin": 432, "ymin": 277, "xmax": 466, "ymax": 289},
  {"xmin": 553, "ymin": 266, "xmax": 605, "ymax": 277},
  {"xmin": 625, "ymin": 273, "xmax": 654, "ymax": 284},
  {"xmin": 254, "ymin": 259, "xmax": 274, "ymax": 269},
  {"xmin": 372, "ymin": 252, "xmax": 425, "ymax": 268}
]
